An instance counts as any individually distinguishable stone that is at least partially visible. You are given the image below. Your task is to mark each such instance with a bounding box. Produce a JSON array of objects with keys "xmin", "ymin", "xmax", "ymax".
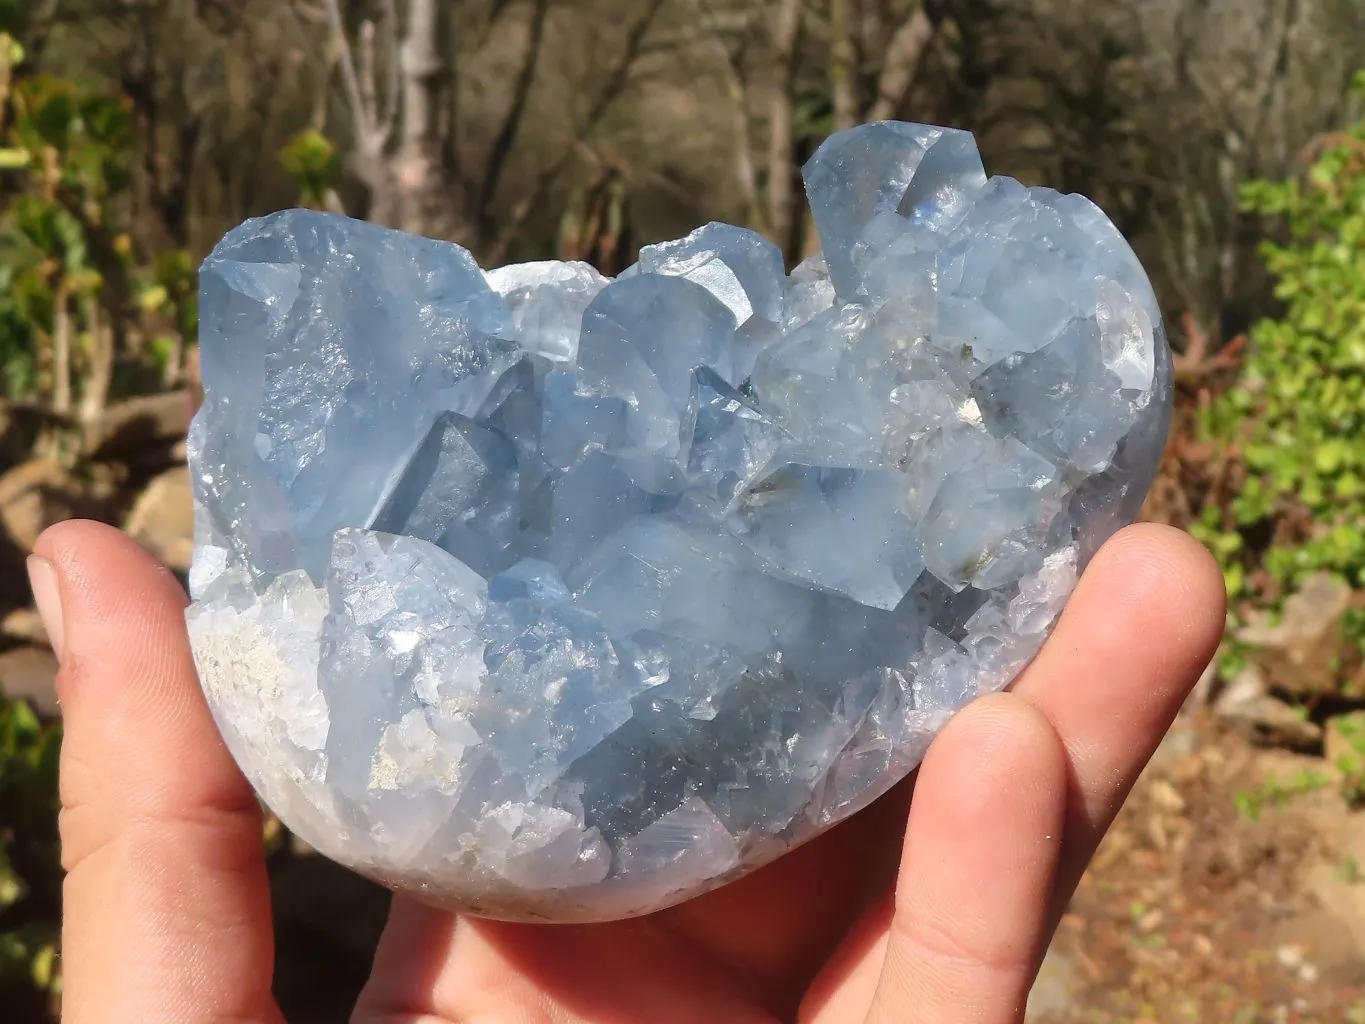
[
  {"xmin": 0, "ymin": 458, "xmax": 121, "ymax": 611},
  {"xmin": 0, "ymin": 644, "xmax": 60, "ymax": 719},
  {"xmin": 125, "ymin": 465, "xmax": 196, "ymax": 573},
  {"xmin": 185, "ymin": 121, "xmax": 1172, "ymax": 922},
  {"xmin": 1213, "ymin": 665, "xmax": 1325, "ymax": 749},
  {"xmin": 1, "ymin": 459, "xmax": 86, "ymax": 554},
  {"xmin": 1237, "ymin": 571, "xmax": 1354, "ymax": 696},
  {"xmin": 1326, "ymin": 711, "xmax": 1365, "ymax": 779},
  {"xmin": 1, "ymin": 607, "xmax": 48, "ymax": 647}
]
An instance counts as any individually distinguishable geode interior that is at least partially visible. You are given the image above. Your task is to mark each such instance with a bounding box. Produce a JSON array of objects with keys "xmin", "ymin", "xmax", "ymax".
[{"xmin": 185, "ymin": 121, "xmax": 1172, "ymax": 922}]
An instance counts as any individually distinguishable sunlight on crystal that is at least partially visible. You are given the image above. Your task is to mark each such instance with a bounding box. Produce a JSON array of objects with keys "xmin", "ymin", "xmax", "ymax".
[{"xmin": 185, "ymin": 121, "xmax": 1172, "ymax": 923}]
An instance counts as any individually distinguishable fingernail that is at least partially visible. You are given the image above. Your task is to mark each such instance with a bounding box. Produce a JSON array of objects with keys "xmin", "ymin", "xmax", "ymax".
[{"xmin": 26, "ymin": 555, "xmax": 65, "ymax": 660}]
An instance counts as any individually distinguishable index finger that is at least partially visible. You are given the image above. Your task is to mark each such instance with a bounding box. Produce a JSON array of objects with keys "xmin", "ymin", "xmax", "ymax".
[{"xmin": 1009, "ymin": 522, "xmax": 1226, "ymax": 917}]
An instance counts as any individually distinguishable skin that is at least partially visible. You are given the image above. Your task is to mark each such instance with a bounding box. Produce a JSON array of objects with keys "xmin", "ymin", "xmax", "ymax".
[{"xmin": 33, "ymin": 518, "xmax": 1224, "ymax": 1024}]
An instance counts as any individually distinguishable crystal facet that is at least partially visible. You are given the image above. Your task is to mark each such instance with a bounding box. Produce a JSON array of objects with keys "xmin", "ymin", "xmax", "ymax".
[{"xmin": 186, "ymin": 121, "xmax": 1173, "ymax": 922}]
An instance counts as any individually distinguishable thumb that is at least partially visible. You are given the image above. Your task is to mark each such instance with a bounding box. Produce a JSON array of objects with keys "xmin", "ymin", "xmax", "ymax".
[{"xmin": 32, "ymin": 520, "xmax": 282, "ymax": 1024}]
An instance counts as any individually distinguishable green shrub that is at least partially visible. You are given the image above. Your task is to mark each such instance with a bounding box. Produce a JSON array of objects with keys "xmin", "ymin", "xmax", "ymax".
[
  {"xmin": 279, "ymin": 127, "xmax": 342, "ymax": 212},
  {"xmin": 1195, "ymin": 72, "xmax": 1365, "ymax": 660},
  {"xmin": 0, "ymin": 691, "xmax": 62, "ymax": 1017},
  {"xmin": 1334, "ymin": 712, "xmax": 1365, "ymax": 808},
  {"xmin": 0, "ymin": 32, "xmax": 196, "ymax": 406}
]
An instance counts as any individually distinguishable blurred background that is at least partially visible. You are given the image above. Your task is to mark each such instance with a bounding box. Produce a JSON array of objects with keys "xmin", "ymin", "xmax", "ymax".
[{"xmin": 1, "ymin": 0, "xmax": 1364, "ymax": 1020}]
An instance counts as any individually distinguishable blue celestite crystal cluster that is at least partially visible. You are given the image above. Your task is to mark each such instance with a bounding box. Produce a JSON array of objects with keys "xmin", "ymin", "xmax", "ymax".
[{"xmin": 185, "ymin": 122, "xmax": 1172, "ymax": 921}]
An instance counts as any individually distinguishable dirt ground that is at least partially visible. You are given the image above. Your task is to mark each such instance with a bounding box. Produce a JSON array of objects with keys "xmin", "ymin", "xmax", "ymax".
[{"xmin": 1028, "ymin": 713, "xmax": 1365, "ymax": 1024}]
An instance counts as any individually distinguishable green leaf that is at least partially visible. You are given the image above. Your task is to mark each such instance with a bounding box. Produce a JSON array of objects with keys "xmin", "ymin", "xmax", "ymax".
[
  {"xmin": 29, "ymin": 941, "xmax": 57, "ymax": 991},
  {"xmin": 137, "ymin": 283, "xmax": 169, "ymax": 313},
  {"xmin": 0, "ymin": 847, "xmax": 27, "ymax": 910},
  {"xmin": 279, "ymin": 128, "xmax": 341, "ymax": 208},
  {"xmin": 1315, "ymin": 438, "xmax": 1352, "ymax": 475},
  {"xmin": 1223, "ymin": 563, "xmax": 1245, "ymax": 598}
]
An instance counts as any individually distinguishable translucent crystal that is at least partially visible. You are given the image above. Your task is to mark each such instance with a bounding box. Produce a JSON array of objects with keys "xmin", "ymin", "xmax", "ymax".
[
  {"xmin": 485, "ymin": 260, "xmax": 607, "ymax": 363},
  {"xmin": 635, "ymin": 223, "xmax": 786, "ymax": 378},
  {"xmin": 187, "ymin": 121, "xmax": 1172, "ymax": 923},
  {"xmin": 804, "ymin": 121, "xmax": 987, "ymax": 298}
]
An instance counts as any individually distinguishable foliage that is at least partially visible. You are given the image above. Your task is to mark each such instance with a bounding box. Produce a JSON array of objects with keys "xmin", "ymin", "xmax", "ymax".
[
  {"xmin": 1340, "ymin": 854, "xmax": 1362, "ymax": 885},
  {"xmin": 1334, "ymin": 711, "xmax": 1365, "ymax": 808},
  {"xmin": 1194, "ymin": 76, "xmax": 1365, "ymax": 668},
  {"xmin": 9, "ymin": 71, "xmax": 132, "ymax": 198},
  {"xmin": 0, "ymin": 34, "xmax": 195, "ymax": 409},
  {"xmin": 279, "ymin": 128, "xmax": 341, "ymax": 212},
  {"xmin": 1232, "ymin": 768, "xmax": 1330, "ymax": 822},
  {"xmin": 0, "ymin": 692, "xmax": 62, "ymax": 1016}
]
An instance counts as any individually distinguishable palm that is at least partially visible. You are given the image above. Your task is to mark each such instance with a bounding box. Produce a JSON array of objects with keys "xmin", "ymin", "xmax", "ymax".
[
  {"xmin": 41, "ymin": 519, "xmax": 1222, "ymax": 1024},
  {"xmin": 358, "ymin": 779, "xmax": 910, "ymax": 1023}
]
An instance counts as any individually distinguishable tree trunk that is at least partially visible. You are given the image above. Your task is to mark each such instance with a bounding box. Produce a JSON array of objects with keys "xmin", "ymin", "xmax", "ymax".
[
  {"xmin": 829, "ymin": 0, "xmax": 859, "ymax": 131},
  {"xmin": 704, "ymin": 5, "xmax": 764, "ymax": 232},
  {"xmin": 729, "ymin": 71, "xmax": 764, "ymax": 232},
  {"xmin": 323, "ymin": 0, "xmax": 465, "ymax": 241},
  {"xmin": 79, "ymin": 295, "xmax": 115, "ymax": 425},
  {"xmin": 487, "ymin": 0, "xmax": 667, "ymax": 265},
  {"xmin": 392, "ymin": 0, "xmax": 463, "ymax": 239},
  {"xmin": 865, "ymin": 4, "xmax": 934, "ymax": 122},
  {"xmin": 51, "ymin": 284, "xmax": 72, "ymax": 417},
  {"xmin": 478, "ymin": 0, "xmax": 551, "ymax": 241},
  {"xmin": 767, "ymin": 0, "xmax": 804, "ymax": 261}
]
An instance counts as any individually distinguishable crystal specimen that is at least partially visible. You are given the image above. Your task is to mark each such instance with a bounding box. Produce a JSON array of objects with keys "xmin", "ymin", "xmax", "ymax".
[{"xmin": 185, "ymin": 121, "xmax": 1172, "ymax": 922}]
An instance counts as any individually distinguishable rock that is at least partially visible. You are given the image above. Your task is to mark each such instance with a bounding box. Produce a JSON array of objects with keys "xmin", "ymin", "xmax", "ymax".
[
  {"xmin": 81, "ymin": 389, "xmax": 193, "ymax": 465},
  {"xmin": 1238, "ymin": 572, "xmax": 1354, "ymax": 696},
  {"xmin": 0, "ymin": 459, "xmax": 79, "ymax": 554},
  {"xmin": 1, "ymin": 607, "xmax": 48, "ymax": 646},
  {"xmin": 186, "ymin": 121, "xmax": 1172, "ymax": 922},
  {"xmin": 1213, "ymin": 665, "xmax": 1324, "ymax": 748},
  {"xmin": 0, "ymin": 644, "xmax": 60, "ymax": 718},
  {"xmin": 1304, "ymin": 815, "xmax": 1365, "ymax": 969},
  {"xmin": 125, "ymin": 465, "xmax": 195, "ymax": 573},
  {"xmin": 0, "ymin": 458, "xmax": 126, "ymax": 613},
  {"xmin": 0, "ymin": 457, "xmax": 125, "ymax": 552},
  {"xmin": 1325, "ymin": 712, "xmax": 1365, "ymax": 777}
]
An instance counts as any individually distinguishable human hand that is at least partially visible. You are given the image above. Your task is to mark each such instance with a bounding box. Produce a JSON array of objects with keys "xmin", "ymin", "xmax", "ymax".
[{"xmin": 31, "ymin": 519, "xmax": 1222, "ymax": 1024}]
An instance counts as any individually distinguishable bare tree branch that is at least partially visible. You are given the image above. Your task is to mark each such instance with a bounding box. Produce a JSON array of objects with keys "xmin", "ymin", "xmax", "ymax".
[
  {"xmin": 319, "ymin": 0, "xmax": 376, "ymax": 143},
  {"xmin": 51, "ymin": 283, "xmax": 71, "ymax": 416},
  {"xmin": 699, "ymin": 0, "xmax": 763, "ymax": 230},
  {"xmin": 767, "ymin": 0, "xmax": 804, "ymax": 258},
  {"xmin": 398, "ymin": 0, "xmax": 446, "ymax": 149},
  {"xmin": 479, "ymin": 0, "xmax": 551, "ymax": 224},
  {"xmin": 865, "ymin": 2, "xmax": 934, "ymax": 121},
  {"xmin": 359, "ymin": 18, "xmax": 380, "ymax": 133},
  {"xmin": 829, "ymin": 0, "xmax": 859, "ymax": 131},
  {"xmin": 488, "ymin": 0, "xmax": 519, "ymax": 26},
  {"xmin": 390, "ymin": 0, "xmax": 461, "ymax": 236},
  {"xmin": 380, "ymin": 0, "xmax": 401, "ymax": 138},
  {"xmin": 489, "ymin": 0, "xmax": 669, "ymax": 264}
]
